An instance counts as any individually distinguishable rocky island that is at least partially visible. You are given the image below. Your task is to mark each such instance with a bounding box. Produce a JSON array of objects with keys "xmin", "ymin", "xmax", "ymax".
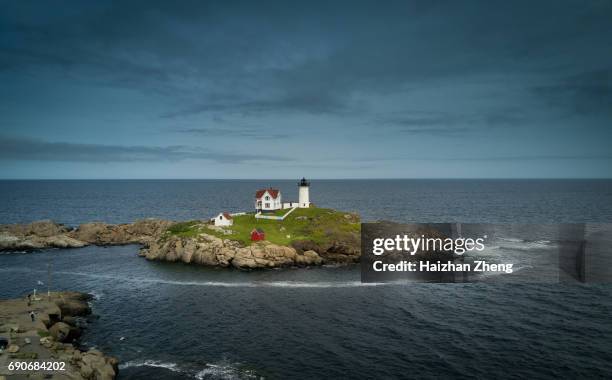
[
  {"xmin": 0, "ymin": 208, "xmax": 361, "ymax": 269},
  {"xmin": 0, "ymin": 292, "xmax": 118, "ymax": 379}
]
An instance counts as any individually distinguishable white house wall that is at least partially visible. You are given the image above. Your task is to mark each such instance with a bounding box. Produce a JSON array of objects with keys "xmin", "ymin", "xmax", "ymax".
[
  {"xmin": 258, "ymin": 190, "xmax": 282, "ymax": 211},
  {"xmin": 213, "ymin": 214, "xmax": 233, "ymax": 226}
]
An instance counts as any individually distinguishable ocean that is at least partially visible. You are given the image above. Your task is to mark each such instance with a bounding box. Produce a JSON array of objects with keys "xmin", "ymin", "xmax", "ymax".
[{"xmin": 1, "ymin": 179, "xmax": 612, "ymax": 379}]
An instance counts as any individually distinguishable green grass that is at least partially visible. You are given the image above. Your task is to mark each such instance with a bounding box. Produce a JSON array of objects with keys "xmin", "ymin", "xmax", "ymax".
[
  {"xmin": 164, "ymin": 220, "xmax": 204, "ymax": 239},
  {"xmin": 165, "ymin": 207, "xmax": 360, "ymax": 247},
  {"xmin": 37, "ymin": 329, "xmax": 50, "ymax": 337},
  {"xmin": 263, "ymin": 208, "xmax": 294, "ymax": 217}
]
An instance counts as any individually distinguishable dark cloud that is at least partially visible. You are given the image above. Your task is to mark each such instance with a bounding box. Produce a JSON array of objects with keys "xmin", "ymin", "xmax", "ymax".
[
  {"xmin": 533, "ymin": 68, "xmax": 612, "ymax": 116},
  {"xmin": 356, "ymin": 153, "xmax": 612, "ymax": 162},
  {"xmin": 394, "ymin": 126, "xmax": 473, "ymax": 137},
  {"xmin": 175, "ymin": 127, "xmax": 290, "ymax": 139},
  {"xmin": 3, "ymin": 1, "xmax": 610, "ymax": 118},
  {"xmin": 0, "ymin": 136, "xmax": 290, "ymax": 164},
  {"xmin": 161, "ymin": 92, "xmax": 347, "ymax": 118},
  {"xmin": 374, "ymin": 108, "xmax": 529, "ymax": 136},
  {"xmin": 451, "ymin": 154, "xmax": 612, "ymax": 161},
  {"xmin": 375, "ymin": 113, "xmax": 471, "ymax": 136}
]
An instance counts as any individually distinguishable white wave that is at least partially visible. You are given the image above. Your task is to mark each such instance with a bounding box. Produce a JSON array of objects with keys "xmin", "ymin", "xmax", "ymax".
[
  {"xmin": 154, "ymin": 280, "xmax": 384, "ymax": 288},
  {"xmin": 0, "ymin": 250, "xmax": 30, "ymax": 255},
  {"xmin": 118, "ymin": 358, "xmax": 261, "ymax": 380},
  {"xmin": 495, "ymin": 237, "xmax": 554, "ymax": 251},
  {"xmin": 322, "ymin": 263, "xmax": 347, "ymax": 268},
  {"xmin": 471, "ymin": 237, "xmax": 556, "ymax": 263},
  {"xmin": 195, "ymin": 361, "xmax": 260, "ymax": 380},
  {"xmin": 130, "ymin": 277, "xmax": 386, "ymax": 288},
  {"xmin": 89, "ymin": 290, "xmax": 103, "ymax": 300},
  {"xmin": 119, "ymin": 359, "xmax": 182, "ymax": 372},
  {"xmin": 78, "ymin": 272, "xmax": 383, "ymax": 288},
  {"xmin": 0, "ymin": 267, "xmax": 385, "ymax": 288},
  {"xmin": 496, "ymin": 237, "xmax": 523, "ymax": 243}
]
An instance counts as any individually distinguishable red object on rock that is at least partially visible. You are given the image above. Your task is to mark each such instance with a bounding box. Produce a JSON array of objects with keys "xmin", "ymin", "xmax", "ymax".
[{"xmin": 251, "ymin": 228, "xmax": 265, "ymax": 241}]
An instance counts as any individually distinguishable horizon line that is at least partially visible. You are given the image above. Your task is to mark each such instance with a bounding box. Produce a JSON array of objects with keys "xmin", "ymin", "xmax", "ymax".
[{"xmin": 1, "ymin": 178, "xmax": 611, "ymax": 181}]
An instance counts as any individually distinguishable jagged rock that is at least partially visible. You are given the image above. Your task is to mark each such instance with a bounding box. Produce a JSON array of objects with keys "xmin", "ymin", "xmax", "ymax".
[
  {"xmin": 49, "ymin": 322, "xmax": 81, "ymax": 342},
  {"xmin": 291, "ymin": 239, "xmax": 323, "ymax": 253},
  {"xmin": 56, "ymin": 299, "xmax": 91, "ymax": 317},
  {"xmin": 80, "ymin": 363, "xmax": 94, "ymax": 379},
  {"xmin": 0, "ymin": 221, "xmax": 85, "ymax": 251},
  {"xmin": 0, "ymin": 220, "xmax": 68, "ymax": 237},
  {"xmin": 70, "ymin": 219, "xmax": 174, "ymax": 246},
  {"xmin": 40, "ymin": 336, "xmax": 54, "ymax": 348},
  {"xmin": 298, "ymin": 250, "xmax": 324, "ymax": 265},
  {"xmin": 0, "ymin": 232, "xmax": 19, "ymax": 245},
  {"xmin": 63, "ymin": 316, "xmax": 77, "ymax": 325},
  {"xmin": 81, "ymin": 350, "xmax": 118, "ymax": 380},
  {"xmin": 144, "ymin": 233, "xmax": 327, "ymax": 269},
  {"xmin": 1, "ymin": 292, "xmax": 116, "ymax": 379},
  {"xmin": 0, "ymin": 220, "xmax": 84, "ymax": 250},
  {"xmin": 46, "ymin": 235, "xmax": 88, "ymax": 248},
  {"xmin": 0, "ymin": 219, "xmax": 174, "ymax": 251},
  {"xmin": 0, "ymin": 232, "xmax": 86, "ymax": 251},
  {"xmin": 7, "ymin": 344, "xmax": 20, "ymax": 353}
]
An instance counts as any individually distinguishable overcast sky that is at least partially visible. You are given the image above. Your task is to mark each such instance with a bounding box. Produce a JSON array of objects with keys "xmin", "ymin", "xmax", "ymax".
[{"xmin": 1, "ymin": 0, "xmax": 611, "ymax": 179}]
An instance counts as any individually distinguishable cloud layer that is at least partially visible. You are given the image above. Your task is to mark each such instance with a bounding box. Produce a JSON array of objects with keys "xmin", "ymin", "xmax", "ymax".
[
  {"xmin": 0, "ymin": 136, "xmax": 289, "ymax": 164},
  {"xmin": 1, "ymin": 0, "xmax": 611, "ymax": 178}
]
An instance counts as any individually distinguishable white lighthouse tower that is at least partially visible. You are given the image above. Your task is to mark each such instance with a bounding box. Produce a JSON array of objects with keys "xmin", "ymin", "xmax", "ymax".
[{"xmin": 298, "ymin": 177, "xmax": 310, "ymax": 208}]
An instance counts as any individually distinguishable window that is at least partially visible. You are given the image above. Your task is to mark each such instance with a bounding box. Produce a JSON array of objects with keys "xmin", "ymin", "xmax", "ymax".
[
  {"xmin": 265, "ymin": 196, "xmax": 270, "ymax": 200},
  {"xmin": 265, "ymin": 203, "xmax": 270, "ymax": 208}
]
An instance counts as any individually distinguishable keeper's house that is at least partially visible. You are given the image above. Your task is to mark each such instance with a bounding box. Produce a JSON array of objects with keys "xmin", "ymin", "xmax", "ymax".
[{"xmin": 255, "ymin": 188, "xmax": 282, "ymax": 212}]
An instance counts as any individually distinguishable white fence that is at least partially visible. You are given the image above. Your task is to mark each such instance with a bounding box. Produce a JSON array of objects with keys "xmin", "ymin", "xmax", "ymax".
[{"xmin": 255, "ymin": 207, "xmax": 297, "ymax": 221}]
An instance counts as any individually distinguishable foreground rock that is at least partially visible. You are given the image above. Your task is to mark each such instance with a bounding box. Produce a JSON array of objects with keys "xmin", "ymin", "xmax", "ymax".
[
  {"xmin": 0, "ymin": 291, "xmax": 118, "ymax": 379},
  {"xmin": 0, "ymin": 219, "xmax": 175, "ymax": 251}
]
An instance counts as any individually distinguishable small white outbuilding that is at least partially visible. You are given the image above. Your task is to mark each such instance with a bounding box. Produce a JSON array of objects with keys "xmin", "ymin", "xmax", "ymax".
[{"xmin": 212, "ymin": 212, "xmax": 233, "ymax": 227}]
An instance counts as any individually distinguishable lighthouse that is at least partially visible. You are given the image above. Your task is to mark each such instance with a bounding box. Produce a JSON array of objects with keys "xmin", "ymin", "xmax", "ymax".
[{"xmin": 298, "ymin": 177, "xmax": 310, "ymax": 208}]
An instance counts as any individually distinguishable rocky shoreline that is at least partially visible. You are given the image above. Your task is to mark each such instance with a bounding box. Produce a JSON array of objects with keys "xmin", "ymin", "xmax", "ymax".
[
  {"xmin": 140, "ymin": 233, "xmax": 358, "ymax": 269},
  {"xmin": 0, "ymin": 219, "xmax": 173, "ymax": 251},
  {"xmin": 0, "ymin": 219, "xmax": 360, "ymax": 269},
  {"xmin": 0, "ymin": 291, "xmax": 117, "ymax": 379}
]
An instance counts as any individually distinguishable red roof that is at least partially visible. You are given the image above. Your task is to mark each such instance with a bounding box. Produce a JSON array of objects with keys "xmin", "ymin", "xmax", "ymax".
[
  {"xmin": 255, "ymin": 189, "xmax": 279, "ymax": 199},
  {"xmin": 222, "ymin": 212, "xmax": 233, "ymax": 220}
]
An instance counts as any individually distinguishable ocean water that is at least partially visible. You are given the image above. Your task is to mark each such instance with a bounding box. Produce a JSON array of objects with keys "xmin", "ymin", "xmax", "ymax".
[
  {"xmin": 2, "ymin": 179, "xmax": 612, "ymax": 225},
  {"xmin": 1, "ymin": 180, "xmax": 612, "ymax": 379}
]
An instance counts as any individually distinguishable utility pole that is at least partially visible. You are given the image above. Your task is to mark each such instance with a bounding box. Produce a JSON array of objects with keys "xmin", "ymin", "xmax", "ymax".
[{"xmin": 47, "ymin": 258, "xmax": 52, "ymax": 301}]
